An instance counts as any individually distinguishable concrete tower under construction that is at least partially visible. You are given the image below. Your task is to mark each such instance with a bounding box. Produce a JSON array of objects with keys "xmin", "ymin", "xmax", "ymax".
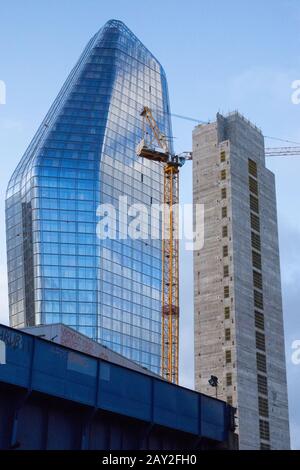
[{"xmin": 193, "ymin": 112, "xmax": 290, "ymax": 450}]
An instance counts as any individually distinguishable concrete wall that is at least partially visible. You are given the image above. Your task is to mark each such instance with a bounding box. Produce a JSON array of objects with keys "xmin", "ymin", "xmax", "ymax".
[{"xmin": 193, "ymin": 112, "xmax": 290, "ymax": 450}]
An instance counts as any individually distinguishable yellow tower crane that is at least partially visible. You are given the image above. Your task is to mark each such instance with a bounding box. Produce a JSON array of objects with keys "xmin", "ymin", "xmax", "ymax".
[{"xmin": 136, "ymin": 106, "xmax": 191, "ymax": 384}]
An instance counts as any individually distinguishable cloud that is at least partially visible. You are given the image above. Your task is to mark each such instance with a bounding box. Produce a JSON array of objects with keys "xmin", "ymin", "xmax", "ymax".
[
  {"xmin": 287, "ymin": 363, "xmax": 300, "ymax": 449},
  {"xmin": 279, "ymin": 217, "xmax": 300, "ymax": 449},
  {"xmin": 227, "ymin": 66, "xmax": 293, "ymax": 105},
  {"xmin": 0, "ymin": 118, "xmax": 24, "ymax": 132},
  {"xmin": 179, "ymin": 239, "xmax": 194, "ymax": 389}
]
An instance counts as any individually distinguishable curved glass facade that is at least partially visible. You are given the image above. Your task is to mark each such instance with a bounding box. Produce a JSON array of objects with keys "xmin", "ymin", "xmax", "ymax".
[{"xmin": 5, "ymin": 20, "xmax": 173, "ymax": 373}]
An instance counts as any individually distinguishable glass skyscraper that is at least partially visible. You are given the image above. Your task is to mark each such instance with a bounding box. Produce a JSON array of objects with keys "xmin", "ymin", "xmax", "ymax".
[{"xmin": 6, "ymin": 20, "xmax": 173, "ymax": 374}]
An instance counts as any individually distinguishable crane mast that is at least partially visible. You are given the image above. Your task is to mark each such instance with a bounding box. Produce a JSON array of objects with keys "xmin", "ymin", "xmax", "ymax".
[
  {"xmin": 162, "ymin": 163, "xmax": 179, "ymax": 384},
  {"xmin": 136, "ymin": 106, "xmax": 181, "ymax": 383}
]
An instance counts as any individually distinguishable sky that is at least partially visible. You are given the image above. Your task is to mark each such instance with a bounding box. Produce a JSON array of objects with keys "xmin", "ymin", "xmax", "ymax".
[{"xmin": 0, "ymin": 0, "xmax": 300, "ymax": 449}]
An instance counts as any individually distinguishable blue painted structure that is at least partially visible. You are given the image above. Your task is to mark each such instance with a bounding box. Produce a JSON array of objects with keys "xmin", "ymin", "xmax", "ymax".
[{"xmin": 0, "ymin": 324, "xmax": 237, "ymax": 450}]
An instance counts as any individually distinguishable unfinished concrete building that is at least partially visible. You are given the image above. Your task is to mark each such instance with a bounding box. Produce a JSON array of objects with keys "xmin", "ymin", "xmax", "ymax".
[{"xmin": 193, "ymin": 112, "xmax": 290, "ymax": 450}]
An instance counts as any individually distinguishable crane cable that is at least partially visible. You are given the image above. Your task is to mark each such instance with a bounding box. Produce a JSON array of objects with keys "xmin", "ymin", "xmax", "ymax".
[{"xmin": 170, "ymin": 112, "xmax": 300, "ymax": 148}]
